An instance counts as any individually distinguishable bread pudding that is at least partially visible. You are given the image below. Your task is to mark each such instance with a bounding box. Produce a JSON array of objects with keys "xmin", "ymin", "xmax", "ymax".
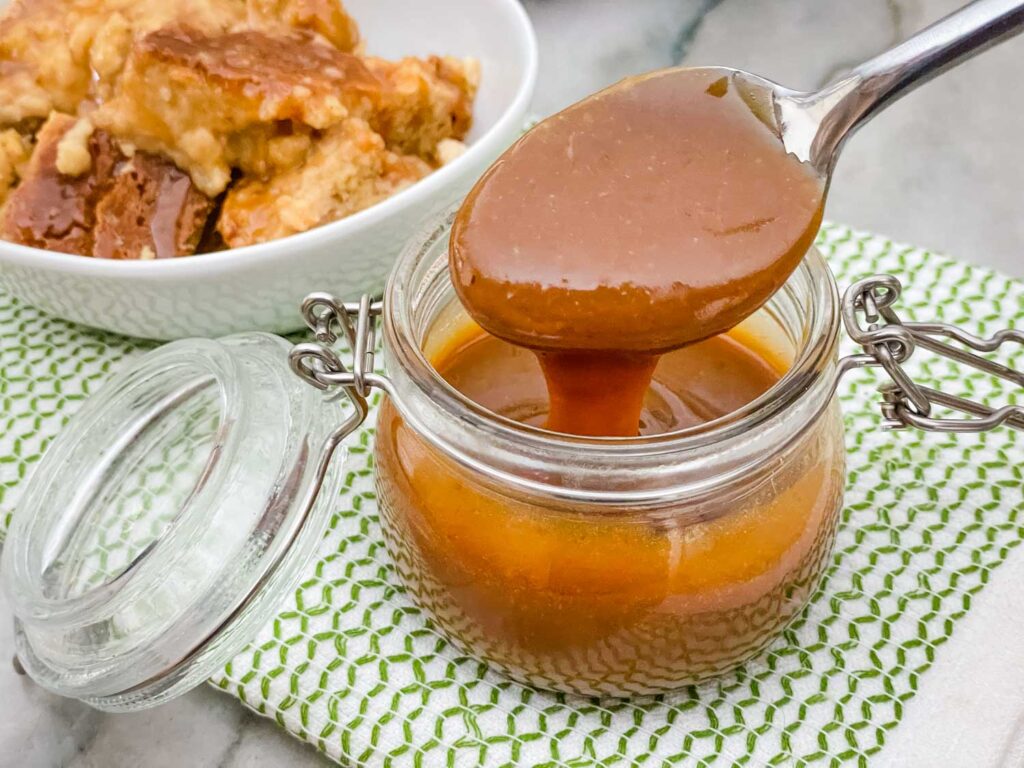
[{"xmin": 0, "ymin": 0, "xmax": 478, "ymax": 259}]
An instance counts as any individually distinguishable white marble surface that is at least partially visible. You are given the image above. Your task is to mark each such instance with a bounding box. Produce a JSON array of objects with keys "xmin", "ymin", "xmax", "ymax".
[{"xmin": 4, "ymin": 1, "xmax": 1024, "ymax": 766}]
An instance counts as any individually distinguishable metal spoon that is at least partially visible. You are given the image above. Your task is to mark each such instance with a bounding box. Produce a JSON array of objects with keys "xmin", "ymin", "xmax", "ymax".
[{"xmin": 739, "ymin": 0, "xmax": 1024, "ymax": 174}]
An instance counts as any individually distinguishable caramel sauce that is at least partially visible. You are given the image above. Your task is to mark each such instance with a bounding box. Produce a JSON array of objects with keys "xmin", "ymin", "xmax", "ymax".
[
  {"xmin": 149, "ymin": 162, "xmax": 202, "ymax": 257},
  {"xmin": 450, "ymin": 67, "xmax": 824, "ymax": 436},
  {"xmin": 93, "ymin": 152, "xmax": 214, "ymax": 259},
  {"xmin": 432, "ymin": 319, "xmax": 782, "ymax": 434},
  {"xmin": 139, "ymin": 27, "xmax": 381, "ymax": 102},
  {"xmin": 1, "ymin": 113, "xmax": 214, "ymax": 259},
  {"xmin": 375, "ymin": 319, "xmax": 846, "ymax": 694},
  {"xmin": 0, "ymin": 114, "xmax": 118, "ymax": 254}
]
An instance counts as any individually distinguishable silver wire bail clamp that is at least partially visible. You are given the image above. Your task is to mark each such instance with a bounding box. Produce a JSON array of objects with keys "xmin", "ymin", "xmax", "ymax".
[
  {"xmin": 840, "ymin": 275, "xmax": 1024, "ymax": 432},
  {"xmin": 288, "ymin": 293, "xmax": 386, "ymax": 438}
]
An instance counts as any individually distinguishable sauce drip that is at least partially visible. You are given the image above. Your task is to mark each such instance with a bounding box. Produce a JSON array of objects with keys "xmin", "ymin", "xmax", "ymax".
[
  {"xmin": 450, "ymin": 67, "xmax": 824, "ymax": 436},
  {"xmin": 433, "ymin": 320, "xmax": 783, "ymax": 435}
]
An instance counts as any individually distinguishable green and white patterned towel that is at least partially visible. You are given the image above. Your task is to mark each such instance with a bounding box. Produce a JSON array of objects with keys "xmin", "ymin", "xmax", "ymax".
[{"xmin": 2, "ymin": 223, "xmax": 1022, "ymax": 766}]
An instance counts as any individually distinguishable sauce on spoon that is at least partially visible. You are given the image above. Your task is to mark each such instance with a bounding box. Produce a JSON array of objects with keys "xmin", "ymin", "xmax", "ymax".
[{"xmin": 450, "ymin": 67, "xmax": 824, "ymax": 436}]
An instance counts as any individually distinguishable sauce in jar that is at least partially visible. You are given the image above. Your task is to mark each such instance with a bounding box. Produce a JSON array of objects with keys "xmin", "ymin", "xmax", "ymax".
[
  {"xmin": 430, "ymin": 319, "xmax": 782, "ymax": 434},
  {"xmin": 376, "ymin": 312, "xmax": 845, "ymax": 694}
]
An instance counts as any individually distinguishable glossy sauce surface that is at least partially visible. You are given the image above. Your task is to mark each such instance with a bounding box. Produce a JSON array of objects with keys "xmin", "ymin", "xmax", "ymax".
[
  {"xmin": 435, "ymin": 320, "xmax": 782, "ymax": 435},
  {"xmin": 450, "ymin": 67, "xmax": 823, "ymax": 436}
]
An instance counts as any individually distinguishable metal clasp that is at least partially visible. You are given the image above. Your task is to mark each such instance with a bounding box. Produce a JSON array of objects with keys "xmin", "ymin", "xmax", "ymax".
[
  {"xmin": 288, "ymin": 293, "xmax": 387, "ymax": 438},
  {"xmin": 839, "ymin": 275, "xmax": 1024, "ymax": 432}
]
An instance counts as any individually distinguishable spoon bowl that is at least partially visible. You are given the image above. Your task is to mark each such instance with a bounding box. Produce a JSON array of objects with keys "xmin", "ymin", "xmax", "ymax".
[{"xmin": 450, "ymin": 65, "xmax": 825, "ymax": 355}]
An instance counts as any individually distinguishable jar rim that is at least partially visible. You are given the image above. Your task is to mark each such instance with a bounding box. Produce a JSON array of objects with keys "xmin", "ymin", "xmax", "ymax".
[{"xmin": 383, "ymin": 209, "xmax": 842, "ymax": 462}]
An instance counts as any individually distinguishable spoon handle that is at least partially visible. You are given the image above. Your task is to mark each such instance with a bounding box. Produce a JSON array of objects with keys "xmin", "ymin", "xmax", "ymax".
[{"xmin": 805, "ymin": 0, "xmax": 1024, "ymax": 169}]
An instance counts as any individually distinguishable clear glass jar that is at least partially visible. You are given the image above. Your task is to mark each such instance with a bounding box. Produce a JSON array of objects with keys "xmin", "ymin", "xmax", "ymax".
[
  {"xmin": 373, "ymin": 216, "xmax": 847, "ymax": 696},
  {"xmin": 4, "ymin": 211, "xmax": 1011, "ymax": 710}
]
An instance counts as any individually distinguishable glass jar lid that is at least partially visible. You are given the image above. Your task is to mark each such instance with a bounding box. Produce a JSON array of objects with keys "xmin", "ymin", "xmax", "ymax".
[{"xmin": 1, "ymin": 332, "xmax": 345, "ymax": 711}]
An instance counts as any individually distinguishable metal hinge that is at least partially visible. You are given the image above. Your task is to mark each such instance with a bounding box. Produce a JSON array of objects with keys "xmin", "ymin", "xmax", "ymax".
[{"xmin": 840, "ymin": 275, "xmax": 1024, "ymax": 432}]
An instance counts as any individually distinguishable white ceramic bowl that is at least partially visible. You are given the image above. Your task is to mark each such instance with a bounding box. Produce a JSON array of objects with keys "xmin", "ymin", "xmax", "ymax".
[{"xmin": 0, "ymin": 0, "xmax": 537, "ymax": 340}]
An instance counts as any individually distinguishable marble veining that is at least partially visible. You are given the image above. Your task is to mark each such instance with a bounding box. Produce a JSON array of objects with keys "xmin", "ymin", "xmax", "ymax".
[{"xmin": 2, "ymin": 1, "xmax": 1023, "ymax": 766}]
